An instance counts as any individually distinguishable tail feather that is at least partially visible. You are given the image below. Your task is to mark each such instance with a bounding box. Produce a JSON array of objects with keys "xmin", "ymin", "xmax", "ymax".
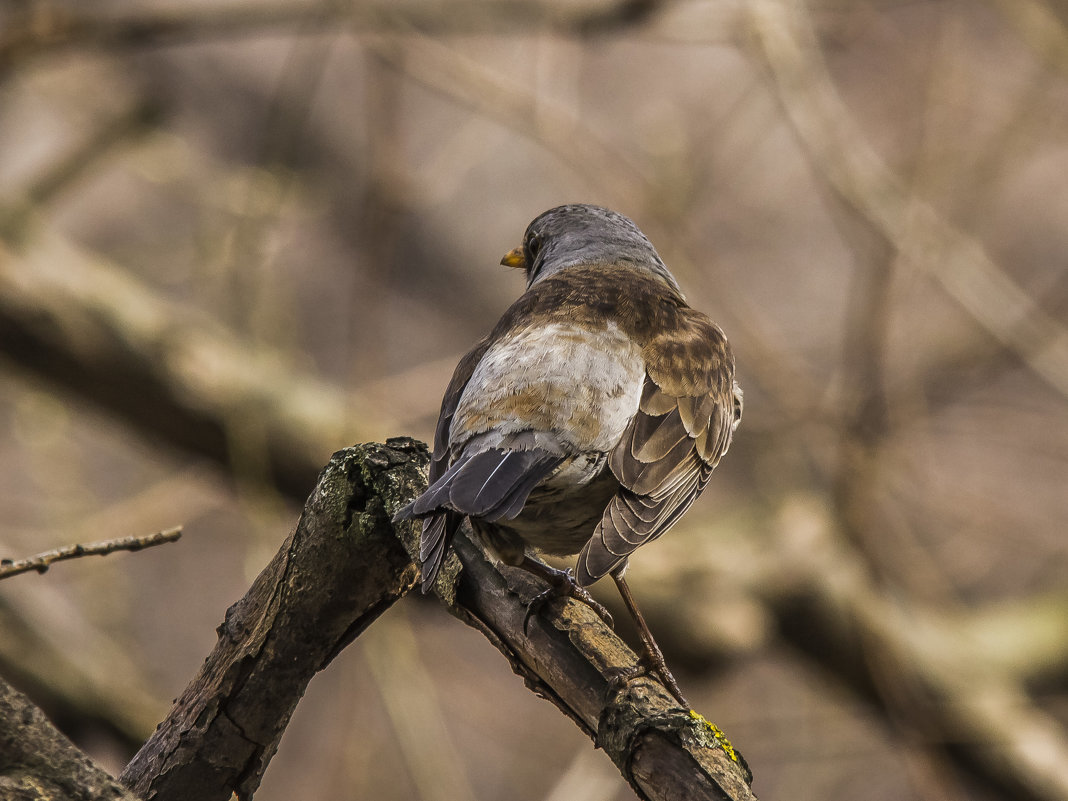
[
  {"xmin": 419, "ymin": 512, "xmax": 459, "ymax": 592},
  {"xmin": 446, "ymin": 449, "xmax": 561, "ymax": 519},
  {"xmin": 396, "ymin": 447, "xmax": 563, "ymax": 591}
]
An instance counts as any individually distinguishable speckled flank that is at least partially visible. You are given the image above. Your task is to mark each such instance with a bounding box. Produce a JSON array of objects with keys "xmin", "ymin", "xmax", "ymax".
[{"xmin": 451, "ymin": 320, "xmax": 644, "ymax": 455}]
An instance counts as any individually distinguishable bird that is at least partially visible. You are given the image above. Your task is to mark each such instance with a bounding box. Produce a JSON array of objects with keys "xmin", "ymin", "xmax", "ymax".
[{"xmin": 395, "ymin": 204, "xmax": 742, "ymax": 708}]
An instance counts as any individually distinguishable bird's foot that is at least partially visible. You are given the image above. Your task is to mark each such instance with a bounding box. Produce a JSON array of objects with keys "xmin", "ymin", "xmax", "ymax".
[
  {"xmin": 610, "ymin": 573, "xmax": 690, "ymax": 709},
  {"xmin": 644, "ymin": 653, "xmax": 690, "ymax": 710},
  {"xmin": 604, "ymin": 662, "xmax": 646, "ymax": 697},
  {"xmin": 604, "ymin": 656, "xmax": 690, "ymax": 710},
  {"xmin": 518, "ymin": 559, "xmax": 613, "ymax": 634}
]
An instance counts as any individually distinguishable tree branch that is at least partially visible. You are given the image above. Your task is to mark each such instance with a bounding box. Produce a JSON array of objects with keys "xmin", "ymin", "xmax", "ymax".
[
  {"xmin": 404, "ymin": 521, "xmax": 755, "ymax": 801},
  {"xmin": 0, "ymin": 527, "xmax": 182, "ymax": 581},
  {"xmin": 628, "ymin": 499, "xmax": 1068, "ymax": 801},
  {"xmin": 118, "ymin": 440, "xmax": 755, "ymax": 801},
  {"xmin": 0, "ymin": 676, "xmax": 141, "ymax": 801},
  {"xmin": 119, "ymin": 439, "xmax": 426, "ymax": 801}
]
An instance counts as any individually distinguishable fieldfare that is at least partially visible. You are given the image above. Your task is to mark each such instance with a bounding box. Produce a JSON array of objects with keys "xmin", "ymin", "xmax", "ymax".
[{"xmin": 396, "ymin": 204, "xmax": 742, "ymax": 708}]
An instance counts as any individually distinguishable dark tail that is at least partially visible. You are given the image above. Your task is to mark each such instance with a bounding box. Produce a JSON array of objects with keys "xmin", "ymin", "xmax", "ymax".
[{"xmin": 394, "ymin": 448, "xmax": 562, "ymax": 591}]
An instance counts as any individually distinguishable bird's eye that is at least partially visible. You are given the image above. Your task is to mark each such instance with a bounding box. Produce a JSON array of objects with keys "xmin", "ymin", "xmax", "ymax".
[{"xmin": 526, "ymin": 234, "xmax": 541, "ymax": 261}]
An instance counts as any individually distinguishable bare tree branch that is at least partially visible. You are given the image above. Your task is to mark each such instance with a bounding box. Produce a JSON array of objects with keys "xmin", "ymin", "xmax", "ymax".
[
  {"xmin": 119, "ymin": 440, "xmax": 425, "ymax": 801},
  {"xmin": 412, "ymin": 522, "xmax": 755, "ymax": 801},
  {"xmin": 0, "ymin": 527, "xmax": 182, "ymax": 581},
  {"xmin": 119, "ymin": 440, "xmax": 755, "ymax": 801},
  {"xmin": 629, "ymin": 499, "xmax": 1068, "ymax": 801},
  {"xmin": 0, "ymin": 676, "xmax": 141, "ymax": 801},
  {"xmin": 0, "ymin": 475, "xmax": 226, "ymax": 751}
]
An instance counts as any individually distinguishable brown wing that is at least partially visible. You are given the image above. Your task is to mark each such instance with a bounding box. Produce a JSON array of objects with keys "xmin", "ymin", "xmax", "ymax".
[{"xmin": 576, "ymin": 311, "xmax": 739, "ymax": 585}]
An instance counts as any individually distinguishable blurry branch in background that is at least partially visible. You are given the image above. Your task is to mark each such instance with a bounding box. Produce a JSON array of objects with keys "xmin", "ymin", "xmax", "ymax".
[
  {"xmin": 897, "ymin": 266, "xmax": 1068, "ymax": 416},
  {"xmin": 741, "ymin": 2, "xmax": 1068, "ymax": 799},
  {"xmin": 0, "ymin": 99, "xmax": 162, "ymax": 244},
  {"xmin": 636, "ymin": 517, "xmax": 1068, "ymax": 687},
  {"xmin": 361, "ymin": 611, "xmax": 482, "ymax": 801},
  {"xmin": 120, "ymin": 441, "xmax": 756, "ymax": 801},
  {"xmin": 0, "ymin": 84, "xmax": 371, "ymax": 496},
  {"xmin": 0, "ymin": 527, "xmax": 182, "ymax": 581},
  {"xmin": 0, "ymin": 0, "xmax": 662, "ymax": 79},
  {"xmin": 361, "ymin": 31, "xmax": 651, "ymax": 212},
  {"xmin": 990, "ymin": 0, "xmax": 1068, "ymax": 71},
  {"xmin": 0, "ymin": 228, "xmax": 383, "ymax": 499},
  {"xmin": 748, "ymin": 0, "xmax": 1068, "ymax": 403},
  {"xmin": 217, "ymin": 26, "xmax": 335, "ymax": 340}
]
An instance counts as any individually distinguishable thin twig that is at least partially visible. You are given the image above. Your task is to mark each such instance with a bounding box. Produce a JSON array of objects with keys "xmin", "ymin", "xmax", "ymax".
[{"xmin": 0, "ymin": 527, "xmax": 182, "ymax": 580}]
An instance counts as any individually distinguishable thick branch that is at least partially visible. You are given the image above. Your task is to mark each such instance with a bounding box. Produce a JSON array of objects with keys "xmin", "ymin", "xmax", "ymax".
[
  {"xmin": 0, "ymin": 676, "xmax": 141, "ymax": 801},
  {"xmin": 629, "ymin": 501, "xmax": 1068, "ymax": 801},
  {"xmin": 120, "ymin": 440, "xmax": 426, "ymax": 801},
  {"xmin": 393, "ymin": 504, "xmax": 756, "ymax": 801},
  {"xmin": 120, "ymin": 440, "xmax": 755, "ymax": 801}
]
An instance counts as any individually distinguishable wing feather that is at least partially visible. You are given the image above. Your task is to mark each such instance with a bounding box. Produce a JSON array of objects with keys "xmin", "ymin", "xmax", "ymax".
[{"xmin": 576, "ymin": 311, "xmax": 739, "ymax": 586}]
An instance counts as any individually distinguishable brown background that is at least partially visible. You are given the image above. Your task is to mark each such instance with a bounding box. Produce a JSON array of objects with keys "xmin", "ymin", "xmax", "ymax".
[{"xmin": 1, "ymin": 2, "xmax": 1067, "ymax": 800}]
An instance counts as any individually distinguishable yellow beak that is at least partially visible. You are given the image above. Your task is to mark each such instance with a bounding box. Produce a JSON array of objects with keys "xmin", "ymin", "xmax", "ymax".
[{"xmin": 500, "ymin": 246, "xmax": 528, "ymax": 270}]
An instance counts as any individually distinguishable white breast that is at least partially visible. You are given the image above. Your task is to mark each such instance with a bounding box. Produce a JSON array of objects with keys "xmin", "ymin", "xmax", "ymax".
[{"xmin": 452, "ymin": 320, "xmax": 644, "ymax": 455}]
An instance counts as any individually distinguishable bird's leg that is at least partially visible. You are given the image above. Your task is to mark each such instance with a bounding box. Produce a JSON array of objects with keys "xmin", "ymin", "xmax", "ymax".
[
  {"xmin": 517, "ymin": 556, "xmax": 614, "ymax": 633},
  {"xmin": 612, "ymin": 572, "xmax": 690, "ymax": 709}
]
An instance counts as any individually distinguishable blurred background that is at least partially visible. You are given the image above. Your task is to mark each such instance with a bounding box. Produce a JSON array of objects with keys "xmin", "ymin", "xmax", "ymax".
[{"xmin": 1, "ymin": 1, "xmax": 1067, "ymax": 799}]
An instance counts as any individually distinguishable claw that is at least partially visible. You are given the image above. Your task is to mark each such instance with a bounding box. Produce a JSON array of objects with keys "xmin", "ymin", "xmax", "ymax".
[
  {"xmin": 604, "ymin": 655, "xmax": 689, "ymax": 709},
  {"xmin": 523, "ymin": 587, "xmax": 553, "ymax": 635},
  {"xmin": 641, "ymin": 652, "xmax": 690, "ymax": 709},
  {"xmin": 517, "ymin": 559, "xmax": 614, "ymax": 634},
  {"xmin": 604, "ymin": 663, "xmax": 646, "ymax": 696}
]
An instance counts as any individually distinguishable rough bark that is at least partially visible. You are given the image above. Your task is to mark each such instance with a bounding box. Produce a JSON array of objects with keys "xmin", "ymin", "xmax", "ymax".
[
  {"xmin": 119, "ymin": 439, "xmax": 426, "ymax": 800},
  {"xmin": 406, "ymin": 524, "xmax": 756, "ymax": 801},
  {"xmin": 115, "ymin": 439, "xmax": 756, "ymax": 801},
  {"xmin": 0, "ymin": 677, "xmax": 140, "ymax": 801}
]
